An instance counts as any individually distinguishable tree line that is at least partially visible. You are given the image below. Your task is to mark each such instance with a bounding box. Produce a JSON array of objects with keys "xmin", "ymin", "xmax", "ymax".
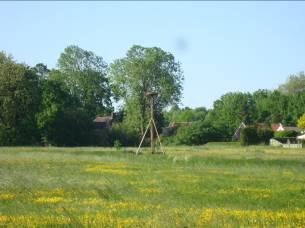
[
  {"xmin": 164, "ymin": 72, "xmax": 305, "ymax": 145},
  {"xmin": 0, "ymin": 45, "xmax": 183, "ymax": 146},
  {"xmin": 0, "ymin": 44, "xmax": 305, "ymax": 146}
]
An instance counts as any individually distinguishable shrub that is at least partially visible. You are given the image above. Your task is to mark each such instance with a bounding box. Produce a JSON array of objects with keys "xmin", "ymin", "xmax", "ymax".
[
  {"xmin": 173, "ymin": 121, "xmax": 222, "ymax": 145},
  {"xmin": 274, "ymin": 130, "xmax": 298, "ymax": 138},
  {"xmin": 0, "ymin": 126, "xmax": 17, "ymax": 146},
  {"xmin": 297, "ymin": 113, "xmax": 305, "ymax": 129},
  {"xmin": 93, "ymin": 128, "xmax": 113, "ymax": 146},
  {"xmin": 111, "ymin": 123, "xmax": 139, "ymax": 147},
  {"xmin": 113, "ymin": 140, "xmax": 122, "ymax": 150},
  {"xmin": 161, "ymin": 134, "xmax": 176, "ymax": 146},
  {"xmin": 257, "ymin": 128, "xmax": 274, "ymax": 145},
  {"xmin": 174, "ymin": 124, "xmax": 201, "ymax": 145},
  {"xmin": 37, "ymin": 108, "xmax": 97, "ymax": 146},
  {"xmin": 240, "ymin": 127, "xmax": 259, "ymax": 146}
]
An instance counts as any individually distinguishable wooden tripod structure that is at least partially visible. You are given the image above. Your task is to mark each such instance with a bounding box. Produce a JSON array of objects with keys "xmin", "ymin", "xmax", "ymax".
[{"xmin": 136, "ymin": 92, "xmax": 165, "ymax": 155}]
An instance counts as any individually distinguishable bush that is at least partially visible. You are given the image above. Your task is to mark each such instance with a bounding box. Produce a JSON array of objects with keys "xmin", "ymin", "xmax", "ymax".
[
  {"xmin": 48, "ymin": 108, "xmax": 96, "ymax": 146},
  {"xmin": 111, "ymin": 123, "xmax": 139, "ymax": 147},
  {"xmin": 161, "ymin": 134, "xmax": 176, "ymax": 146},
  {"xmin": 174, "ymin": 124, "xmax": 200, "ymax": 145},
  {"xmin": 240, "ymin": 127, "xmax": 259, "ymax": 146},
  {"xmin": 172, "ymin": 121, "xmax": 223, "ymax": 145},
  {"xmin": 93, "ymin": 128, "xmax": 112, "ymax": 146},
  {"xmin": 257, "ymin": 128, "xmax": 274, "ymax": 145},
  {"xmin": 113, "ymin": 140, "xmax": 122, "ymax": 150},
  {"xmin": 0, "ymin": 126, "xmax": 17, "ymax": 146},
  {"xmin": 274, "ymin": 130, "xmax": 298, "ymax": 138}
]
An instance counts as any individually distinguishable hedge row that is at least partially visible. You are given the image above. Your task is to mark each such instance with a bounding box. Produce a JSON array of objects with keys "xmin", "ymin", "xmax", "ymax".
[{"xmin": 240, "ymin": 127, "xmax": 274, "ymax": 146}]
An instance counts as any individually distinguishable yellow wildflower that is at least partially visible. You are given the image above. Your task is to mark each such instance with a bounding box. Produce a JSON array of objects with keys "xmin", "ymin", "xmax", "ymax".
[
  {"xmin": 85, "ymin": 163, "xmax": 134, "ymax": 175},
  {"xmin": 34, "ymin": 197, "xmax": 64, "ymax": 203},
  {"xmin": 138, "ymin": 188, "xmax": 161, "ymax": 193},
  {"xmin": 0, "ymin": 193, "xmax": 15, "ymax": 200},
  {"xmin": 0, "ymin": 215, "xmax": 8, "ymax": 223}
]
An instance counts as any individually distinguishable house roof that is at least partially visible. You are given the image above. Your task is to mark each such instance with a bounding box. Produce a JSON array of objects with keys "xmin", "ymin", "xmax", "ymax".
[
  {"xmin": 297, "ymin": 134, "xmax": 305, "ymax": 140},
  {"xmin": 169, "ymin": 122, "xmax": 192, "ymax": 128},
  {"xmin": 271, "ymin": 123, "xmax": 281, "ymax": 131},
  {"xmin": 283, "ymin": 126, "xmax": 301, "ymax": 132},
  {"xmin": 255, "ymin": 123, "xmax": 270, "ymax": 129},
  {"xmin": 232, "ymin": 122, "xmax": 246, "ymax": 139},
  {"xmin": 94, "ymin": 116, "xmax": 113, "ymax": 123},
  {"xmin": 271, "ymin": 123, "xmax": 301, "ymax": 132}
]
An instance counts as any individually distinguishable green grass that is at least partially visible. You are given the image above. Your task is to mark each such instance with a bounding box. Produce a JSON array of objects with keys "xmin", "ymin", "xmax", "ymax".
[{"xmin": 1, "ymin": 143, "xmax": 305, "ymax": 227}]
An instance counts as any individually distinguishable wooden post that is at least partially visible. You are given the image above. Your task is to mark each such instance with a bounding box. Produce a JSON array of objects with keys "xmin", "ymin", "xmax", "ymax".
[
  {"xmin": 150, "ymin": 95, "xmax": 155, "ymax": 154},
  {"xmin": 136, "ymin": 91, "xmax": 164, "ymax": 155}
]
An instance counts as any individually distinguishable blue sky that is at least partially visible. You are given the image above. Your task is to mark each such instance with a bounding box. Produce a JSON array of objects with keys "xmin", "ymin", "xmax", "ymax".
[{"xmin": 1, "ymin": 2, "xmax": 305, "ymax": 109}]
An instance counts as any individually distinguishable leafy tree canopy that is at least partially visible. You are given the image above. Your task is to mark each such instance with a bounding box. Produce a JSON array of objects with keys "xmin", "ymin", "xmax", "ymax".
[
  {"xmin": 206, "ymin": 92, "xmax": 255, "ymax": 135},
  {"xmin": 0, "ymin": 52, "xmax": 40, "ymax": 145},
  {"xmin": 55, "ymin": 45, "xmax": 112, "ymax": 116},
  {"xmin": 109, "ymin": 45, "xmax": 184, "ymax": 134},
  {"xmin": 164, "ymin": 106, "xmax": 207, "ymax": 125},
  {"xmin": 297, "ymin": 113, "xmax": 305, "ymax": 129},
  {"xmin": 278, "ymin": 71, "xmax": 305, "ymax": 95},
  {"xmin": 32, "ymin": 63, "xmax": 49, "ymax": 78}
]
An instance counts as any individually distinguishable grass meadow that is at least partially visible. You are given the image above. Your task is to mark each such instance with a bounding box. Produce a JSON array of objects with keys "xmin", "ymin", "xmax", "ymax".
[{"xmin": 1, "ymin": 143, "xmax": 305, "ymax": 227}]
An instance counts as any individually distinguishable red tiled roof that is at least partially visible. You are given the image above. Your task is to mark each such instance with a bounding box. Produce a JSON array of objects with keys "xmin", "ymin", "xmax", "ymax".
[
  {"xmin": 94, "ymin": 116, "xmax": 112, "ymax": 123},
  {"xmin": 169, "ymin": 122, "xmax": 192, "ymax": 128},
  {"xmin": 271, "ymin": 123, "xmax": 281, "ymax": 131},
  {"xmin": 255, "ymin": 123, "xmax": 270, "ymax": 129}
]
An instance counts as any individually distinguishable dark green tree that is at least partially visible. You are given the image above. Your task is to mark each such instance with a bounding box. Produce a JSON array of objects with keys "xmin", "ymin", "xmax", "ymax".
[
  {"xmin": 252, "ymin": 89, "xmax": 272, "ymax": 123},
  {"xmin": 173, "ymin": 121, "xmax": 222, "ymax": 145},
  {"xmin": 269, "ymin": 90, "xmax": 290, "ymax": 124},
  {"xmin": 257, "ymin": 128, "xmax": 273, "ymax": 145},
  {"xmin": 0, "ymin": 52, "xmax": 40, "ymax": 145},
  {"xmin": 36, "ymin": 75, "xmax": 94, "ymax": 146},
  {"xmin": 240, "ymin": 127, "xmax": 259, "ymax": 146}
]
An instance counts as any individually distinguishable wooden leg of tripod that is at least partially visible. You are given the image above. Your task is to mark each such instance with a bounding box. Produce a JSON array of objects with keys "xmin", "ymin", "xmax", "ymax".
[
  {"xmin": 136, "ymin": 119, "xmax": 152, "ymax": 155},
  {"xmin": 152, "ymin": 119, "xmax": 165, "ymax": 155}
]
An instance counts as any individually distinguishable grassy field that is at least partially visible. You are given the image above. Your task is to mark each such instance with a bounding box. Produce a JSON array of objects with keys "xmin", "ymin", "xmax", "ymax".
[{"xmin": 1, "ymin": 143, "xmax": 305, "ymax": 227}]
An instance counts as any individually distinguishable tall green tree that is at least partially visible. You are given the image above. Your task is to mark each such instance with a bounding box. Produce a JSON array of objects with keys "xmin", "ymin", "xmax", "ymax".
[
  {"xmin": 36, "ymin": 77, "xmax": 71, "ymax": 145},
  {"xmin": 32, "ymin": 63, "xmax": 49, "ymax": 78},
  {"xmin": 269, "ymin": 90, "xmax": 291, "ymax": 124},
  {"xmin": 206, "ymin": 92, "xmax": 255, "ymax": 135},
  {"xmin": 55, "ymin": 45, "xmax": 112, "ymax": 116},
  {"xmin": 0, "ymin": 51, "xmax": 13, "ymax": 64},
  {"xmin": 109, "ymin": 45, "xmax": 184, "ymax": 135},
  {"xmin": 164, "ymin": 106, "xmax": 207, "ymax": 125},
  {"xmin": 0, "ymin": 52, "xmax": 40, "ymax": 145},
  {"xmin": 252, "ymin": 89, "xmax": 272, "ymax": 123},
  {"xmin": 36, "ymin": 73, "xmax": 95, "ymax": 146},
  {"xmin": 252, "ymin": 89, "xmax": 291, "ymax": 124},
  {"xmin": 286, "ymin": 91, "xmax": 305, "ymax": 124},
  {"xmin": 278, "ymin": 71, "xmax": 305, "ymax": 95}
]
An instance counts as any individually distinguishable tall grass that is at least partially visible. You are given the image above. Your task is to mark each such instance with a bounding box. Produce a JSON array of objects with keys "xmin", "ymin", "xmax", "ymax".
[{"xmin": 0, "ymin": 143, "xmax": 305, "ymax": 226}]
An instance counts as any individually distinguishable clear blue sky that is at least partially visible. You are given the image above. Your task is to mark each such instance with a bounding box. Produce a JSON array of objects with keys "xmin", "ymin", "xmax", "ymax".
[{"xmin": 1, "ymin": 2, "xmax": 305, "ymax": 109}]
